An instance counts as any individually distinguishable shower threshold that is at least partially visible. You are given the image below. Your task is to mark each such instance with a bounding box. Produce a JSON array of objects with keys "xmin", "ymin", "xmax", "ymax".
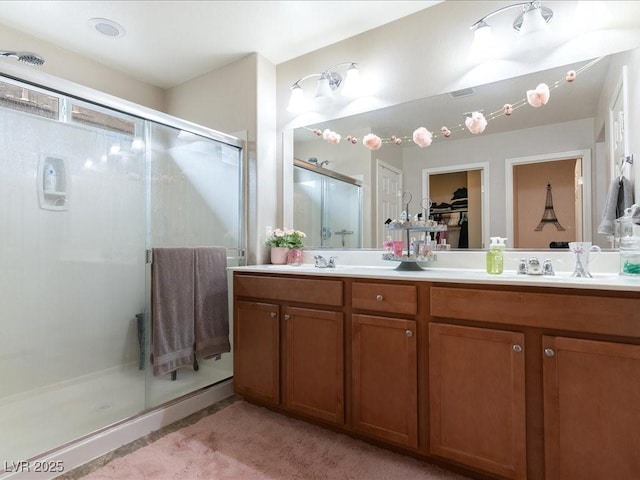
[{"xmin": 0, "ymin": 362, "xmax": 232, "ymax": 469}]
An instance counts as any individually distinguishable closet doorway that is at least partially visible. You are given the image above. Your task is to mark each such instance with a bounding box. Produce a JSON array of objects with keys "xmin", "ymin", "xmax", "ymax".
[{"xmin": 422, "ymin": 162, "xmax": 488, "ymax": 249}]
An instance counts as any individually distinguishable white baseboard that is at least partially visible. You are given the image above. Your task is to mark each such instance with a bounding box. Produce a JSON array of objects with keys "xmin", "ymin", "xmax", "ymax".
[{"xmin": 1, "ymin": 379, "xmax": 234, "ymax": 480}]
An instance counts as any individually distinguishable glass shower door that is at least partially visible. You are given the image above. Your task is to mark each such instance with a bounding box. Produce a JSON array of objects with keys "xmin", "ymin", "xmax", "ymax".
[
  {"xmin": 145, "ymin": 123, "xmax": 242, "ymax": 408},
  {"xmin": 323, "ymin": 177, "xmax": 362, "ymax": 248},
  {"xmin": 0, "ymin": 94, "xmax": 148, "ymax": 462}
]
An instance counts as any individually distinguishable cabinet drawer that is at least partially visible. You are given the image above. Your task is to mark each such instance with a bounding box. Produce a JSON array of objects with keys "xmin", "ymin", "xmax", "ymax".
[
  {"xmin": 352, "ymin": 282, "xmax": 417, "ymax": 315},
  {"xmin": 234, "ymin": 274, "xmax": 343, "ymax": 306},
  {"xmin": 431, "ymin": 287, "xmax": 521, "ymax": 322},
  {"xmin": 431, "ymin": 286, "xmax": 640, "ymax": 337}
]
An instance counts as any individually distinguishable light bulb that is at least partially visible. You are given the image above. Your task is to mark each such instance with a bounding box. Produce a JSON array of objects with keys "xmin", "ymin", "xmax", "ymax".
[
  {"xmin": 469, "ymin": 21, "xmax": 497, "ymax": 61},
  {"xmin": 314, "ymin": 74, "xmax": 333, "ymax": 100},
  {"xmin": 287, "ymin": 84, "xmax": 306, "ymax": 113},
  {"xmin": 518, "ymin": 7, "xmax": 549, "ymax": 36},
  {"xmin": 341, "ymin": 64, "xmax": 361, "ymax": 98}
]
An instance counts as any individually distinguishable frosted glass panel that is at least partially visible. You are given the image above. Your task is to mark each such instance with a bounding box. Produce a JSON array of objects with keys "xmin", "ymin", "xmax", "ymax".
[
  {"xmin": 324, "ymin": 177, "xmax": 361, "ymax": 248},
  {"xmin": 0, "ymin": 104, "xmax": 148, "ymax": 461},
  {"xmin": 293, "ymin": 167, "xmax": 323, "ymax": 246},
  {"xmin": 149, "ymin": 125, "xmax": 242, "ymax": 249}
]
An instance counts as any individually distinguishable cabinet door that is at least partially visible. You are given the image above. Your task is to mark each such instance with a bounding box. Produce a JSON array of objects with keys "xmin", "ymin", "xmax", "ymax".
[
  {"xmin": 429, "ymin": 323, "xmax": 526, "ymax": 480},
  {"xmin": 234, "ymin": 301, "xmax": 280, "ymax": 405},
  {"xmin": 543, "ymin": 336, "xmax": 640, "ymax": 480},
  {"xmin": 285, "ymin": 306, "xmax": 344, "ymax": 424},
  {"xmin": 352, "ymin": 314, "xmax": 418, "ymax": 448}
]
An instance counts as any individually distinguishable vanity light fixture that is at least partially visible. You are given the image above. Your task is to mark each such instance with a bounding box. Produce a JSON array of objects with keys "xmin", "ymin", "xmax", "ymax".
[
  {"xmin": 287, "ymin": 62, "xmax": 361, "ymax": 113},
  {"xmin": 470, "ymin": 1, "xmax": 553, "ymax": 56}
]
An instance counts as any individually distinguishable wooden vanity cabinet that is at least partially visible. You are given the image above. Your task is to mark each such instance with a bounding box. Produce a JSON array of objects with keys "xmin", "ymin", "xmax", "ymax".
[
  {"xmin": 542, "ymin": 335, "xmax": 640, "ymax": 480},
  {"xmin": 284, "ymin": 306, "xmax": 344, "ymax": 424},
  {"xmin": 350, "ymin": 281, "xmax": 420, "ymax": 449},
  {"xmin": 235, "ymin": 272, "xmax": 640, "ymax": 480},
  {"xmin": 429, "ymin": 322, "xmax": 527, "ymax": 480},
  {"xmin": 431, "ymin": 284, "xmax": 640, "ymax": 480},
  {"xmin": 233, "ymin": 273, "xmax": 345, "ymax": 425},
  {"xmin": 234, "ymin": 300, "xmax": 280, "ymax": 405}
]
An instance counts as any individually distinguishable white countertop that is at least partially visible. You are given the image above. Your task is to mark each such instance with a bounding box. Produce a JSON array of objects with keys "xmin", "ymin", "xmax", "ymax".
[{"xmin": 230, "ymin": 250, "xmax": 640, "ymax": 292}]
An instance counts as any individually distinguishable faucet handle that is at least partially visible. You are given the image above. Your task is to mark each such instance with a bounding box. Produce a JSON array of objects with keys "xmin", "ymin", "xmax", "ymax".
[
  {"xmin": 517, "ymin": 258, "xmax": 528, "ymax": 275},
  {"xmin": 543, "ymin": 259, "xmax": 555, "ymax": 276},
  {"xmin": 328, "ymin": 256, "xmax": 337, "ymax": 267}
]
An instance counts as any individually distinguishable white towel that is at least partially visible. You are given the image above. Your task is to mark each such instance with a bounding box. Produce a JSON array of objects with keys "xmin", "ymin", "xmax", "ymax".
[{"xmin": 598, "ymin": 177, "xmax": 634, "ymax": 235}]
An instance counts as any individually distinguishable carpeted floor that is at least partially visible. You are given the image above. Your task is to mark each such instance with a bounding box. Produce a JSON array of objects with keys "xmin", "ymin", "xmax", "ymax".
[{"xmin": 62, "ymin": 397, "xmax": 470, "ymax": 480}]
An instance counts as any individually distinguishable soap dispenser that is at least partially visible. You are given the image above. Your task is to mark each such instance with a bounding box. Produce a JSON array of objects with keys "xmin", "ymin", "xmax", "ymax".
[{"xmin": 486, "ymin": 237, "xmax": 507, "ymax": 274}]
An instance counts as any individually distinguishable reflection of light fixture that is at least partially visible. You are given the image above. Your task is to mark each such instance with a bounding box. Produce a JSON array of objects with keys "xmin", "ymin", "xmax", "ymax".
[
  {"xmin": 287, "ymin": 62, "xmax": 361, "ymax": 113},
  {"xmin": 470, "ymin": 1, "xmax": 553, "ymax": 57}
]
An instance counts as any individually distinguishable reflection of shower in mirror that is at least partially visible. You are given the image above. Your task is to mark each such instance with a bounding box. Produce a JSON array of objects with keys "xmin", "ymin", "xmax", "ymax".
[{"xmin": 293, "ymin": 159, "xmax": 362, "ymax": 248}]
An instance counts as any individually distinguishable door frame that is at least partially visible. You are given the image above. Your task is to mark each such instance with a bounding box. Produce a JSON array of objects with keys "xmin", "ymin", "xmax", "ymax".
[{"xmin": 505, "ymin": 149, "xmax": 592, "ymax": 247}]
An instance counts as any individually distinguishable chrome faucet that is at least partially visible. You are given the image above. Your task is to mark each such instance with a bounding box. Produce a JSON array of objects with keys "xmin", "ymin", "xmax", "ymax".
[
  {"xmin": 519, "ymin": 257, "xmax": 554, "ymax": 276},
  {"xmin": 314, "ymin": 255, "xmax": 337, "ymax": 268},
  {"xmin": 527, "ymin": 257, "xmax": 543, "ymax": 275}
]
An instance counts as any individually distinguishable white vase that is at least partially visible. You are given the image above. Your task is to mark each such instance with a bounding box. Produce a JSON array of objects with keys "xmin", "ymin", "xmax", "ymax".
[{"xmin": 270, "ymin": 247, "xmax": 290, "ymax": 265}]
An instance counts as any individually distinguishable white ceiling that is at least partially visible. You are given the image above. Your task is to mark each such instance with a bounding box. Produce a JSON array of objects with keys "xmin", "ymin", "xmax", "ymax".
[{"xmin": 0, "ymin": 1, "xmax": 440, "ymax": 89}]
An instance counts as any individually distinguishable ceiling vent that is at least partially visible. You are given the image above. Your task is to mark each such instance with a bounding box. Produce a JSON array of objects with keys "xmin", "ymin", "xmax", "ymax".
[{"xmin": 449, "ymin": 87, "xmax": 475, "ymax": 99}]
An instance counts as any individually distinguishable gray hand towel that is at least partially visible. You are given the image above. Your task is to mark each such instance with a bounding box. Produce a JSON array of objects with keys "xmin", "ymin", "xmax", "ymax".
[
  {"xmin": 151, "ymin": 248, "xmax": 196, "ymax": 376},
  {"xmin": 598, "ymin": 177, "xmax": 634, "ymax": 235},
  {"xmin": 194, "ymin": 247, "xmax": 231, "ymax": 359}
]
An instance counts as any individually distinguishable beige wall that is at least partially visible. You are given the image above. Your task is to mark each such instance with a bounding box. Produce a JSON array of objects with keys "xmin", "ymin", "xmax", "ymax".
[{"xmin": 164, "ymin": 53, "xmax": 277, "ymax": 264}]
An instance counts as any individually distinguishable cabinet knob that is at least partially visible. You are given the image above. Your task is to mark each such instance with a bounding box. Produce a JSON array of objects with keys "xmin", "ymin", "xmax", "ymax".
[
  {"xmin": 376, "ymin": 294, "xmax": 384, "ymax": 301},
  {"xmin": 405, "ymin": 330, "xmax": 413, "ymax": 337},
  {"xmin": 270, "ymin": 312, "xmax": 276, "ymax": 318},
  {"xmin": 284, "ymin": 314, "xmax": 290, "ymax": 320},
  {"xmin": 512, "ymin": 344, "xmax": 523, "ymax": 353},
  {"xmin": 544, "ymin": 348, "xmax": 555, "ymax": 357}
]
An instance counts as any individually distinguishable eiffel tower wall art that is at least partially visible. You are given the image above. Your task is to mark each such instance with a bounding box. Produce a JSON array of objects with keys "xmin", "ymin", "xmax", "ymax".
[
  {"xmin": 512, "ymin": 159, "xmax": 579, "ymax": 249},
  {"xmin": 535, "ymin": 183, "xmax": 566, "ymax": 231}
]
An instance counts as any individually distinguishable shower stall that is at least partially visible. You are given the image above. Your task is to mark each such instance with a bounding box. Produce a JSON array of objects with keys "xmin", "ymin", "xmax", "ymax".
[
  {"xmin": 0, "ymin": 73, "xmax": 244, "ymax": 466},
  {"xmin": 293, "ymin": 159, "xmax": 362, "ymax": 248}
]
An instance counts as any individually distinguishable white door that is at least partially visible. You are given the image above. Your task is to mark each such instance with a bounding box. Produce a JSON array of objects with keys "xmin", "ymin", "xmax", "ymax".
[{"xmin": 376, "ymin": 160, "xmax": 402, "ymax": 246}]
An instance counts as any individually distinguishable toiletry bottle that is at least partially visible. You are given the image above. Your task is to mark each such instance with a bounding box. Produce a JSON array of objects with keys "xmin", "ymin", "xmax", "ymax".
[
  {"xmin": 486, "ymin": 237, "xmax": 506, "ymax": 274},
  {"xmin": 382, "ymin": 236, "xmax": 393, "ymax": 253},
  {"xmin": 44, "ymin": 164, "xmax": 57, "ymax": 192}
]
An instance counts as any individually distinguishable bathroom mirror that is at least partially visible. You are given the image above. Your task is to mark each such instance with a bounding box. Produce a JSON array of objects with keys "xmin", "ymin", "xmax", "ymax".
[{"xmin": 293, "ymin": 48, "xmax": 636, "ymax": 249}]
